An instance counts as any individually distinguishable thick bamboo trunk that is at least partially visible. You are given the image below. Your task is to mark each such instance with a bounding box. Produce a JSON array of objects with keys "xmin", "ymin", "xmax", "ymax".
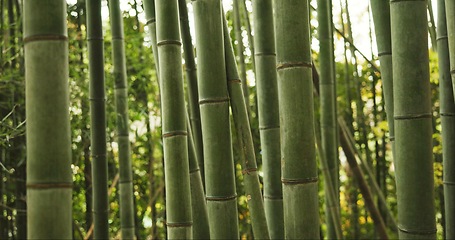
[
  {"xmin": 24, "ymin": 0, "xmax": 72, "ymax": 238},
  {"xmin": 156, "ymin": 0, "xmax": 193, "ymax": 238},
  {"xmin": 192, "ymin": 1, "xmax": 239, "ymax": 238},
  {"xmin": 108, "ymin": 0, "xmax": 135, "ymax": 238},
  {"xmin": 437, "ymin": 1, "xmax": 455, "ymax": 239},
  {"xmin": 274, "ymin": 1, "xmax": 319, "ymax": 238},
  {"xmin": 391, "ymin": 1, "xmax": 436, "ymax": 238}
]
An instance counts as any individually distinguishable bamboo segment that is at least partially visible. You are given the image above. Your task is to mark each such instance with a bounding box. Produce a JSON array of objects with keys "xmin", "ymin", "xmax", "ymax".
[
  {"xmin": 156, "ymin": 0, "xmax": 193, "ymax": 238},
  {"xmin": 24, "ymin": 0, "xmax": 72, "ymax": 238},
  {"xmin": 108, "ymin": 0, "xmax": 135, "ymax": 238},
  {"xmin": 222, "ymin": 16, "xmax": 270, "ymax": 240},
  {"xmin": 252, "ymin": 0, "xmax": 284, "ymax": 238},
  {"xmin": 233, "ymin": 0, "xmax": 250, "ymax": 108},
  {"xmin": 185, "ymin": 114, "xmax": 211, "ymax": 239},
  {"xmin": 178, "ymin": 0, "xmax": 205, "ymax": 186},
  {"xmin": 316, "ymin": 0, "xmax": 340, "ymax": 238},
  {"xmin": 192, "ymin": 0, "xmax": 239, "ymax": 238},
  {"xmin": 314, "ymin": 121, "xmax": 343, "ymax": 239},
  {"xmin": 437, "ymin": 1, "xmax": 455, "ymax": 239},
  {"xmin": 86, "ymin": 0, "xmax": 110, "ymax": 238},
  {"xmin": 274, "ymin": 1, "xmax": 319, "ymax": 238},
  {"xmin": 370, "ymin": 0, "xmax": 395, "ymax": 156},
  {"xmin": 446, "ymin": 0, "xmax": 455, "ymax": 98},
  {"xmin": 391, "ymin": 1, "xmax": 437, "ymax": 239}
]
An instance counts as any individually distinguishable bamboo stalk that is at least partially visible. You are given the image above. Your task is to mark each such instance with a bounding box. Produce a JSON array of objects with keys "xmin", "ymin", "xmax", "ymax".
[
  {"xmin": 233, "ymin": 0, "xmax": 250, "ymax": 110},
  {"xmin": 108, "ymin": 0, "xmax": 135, "ymax": 238},
  {"xmin": 192, "ymin": 0, "xmax": 239, "ymax": 238},
  {"xmin": 316, "ymin": 1, "xmax": 340, "ymax": 238},
  {"xmin": 178, "ymin": 0, "xmax": 205, "ymax": 187},
  {"xmin": 437, "ymin": 1, "xmax": 455, "ymax": 239},
  {"xmin": 222, "ymin": 15, "xmax": 270, "ymax": 240},
  {"xmin": 86, "ymin": 0, "xmax": 110, "ymax": 238},
  {"xmin": 251, "ymin": 0, "xmax": 284, "ymax": 238},
  {"xmin": 24, "ymin": 0, "xmax": 72, "ymax": 238},
  {"xmin": 274, "ymin": 1, "xmax": 319, "ymax": 238},
  {"xmin": 156, "ymin": 0, "xmax": 193, "ymax": 238},
  {"xmin": 391, "ymin": 1, "xmax": 436, "ymax": 238}
]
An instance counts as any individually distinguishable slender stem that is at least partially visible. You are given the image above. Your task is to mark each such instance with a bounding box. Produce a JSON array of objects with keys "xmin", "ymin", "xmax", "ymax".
[
  {"xmin": 86, "ymin": 0, "xmax": 109, "ymax": 238},
  {"xmin": 437, "ymin": 1, "xmax": 455, "ymax": 239},
  {"xmin": 108, "ymin": 0, "xmax": 135, "ymax": 239}
]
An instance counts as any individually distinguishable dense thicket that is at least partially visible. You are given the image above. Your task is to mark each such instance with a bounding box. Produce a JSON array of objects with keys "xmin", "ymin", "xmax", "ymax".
[{"xmin": 0, "ymin": 0, "xmax": 448, "ymax": 239}]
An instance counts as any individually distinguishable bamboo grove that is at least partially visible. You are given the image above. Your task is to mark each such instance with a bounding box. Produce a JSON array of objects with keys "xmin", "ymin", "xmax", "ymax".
[{"xmin": 1, "ymin": 0, "xmax": 454, "ymax": 239}]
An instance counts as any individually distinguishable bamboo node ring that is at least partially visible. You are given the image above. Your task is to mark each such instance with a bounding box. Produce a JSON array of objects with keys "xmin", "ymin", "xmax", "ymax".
[
  {"xmin": 276, "ymin": 61, "xmax": 312, "ymax": 70},
  {"xmin": 206, "ymin": 194, "xmax": 237, "ymax": 201},
  {"xmin": 282, "ymin": 177, "xmax": 318, "ymax": 185},
  {"xmin": 24, "ymin": 34, "xmax": 68, "ymax": 44}
]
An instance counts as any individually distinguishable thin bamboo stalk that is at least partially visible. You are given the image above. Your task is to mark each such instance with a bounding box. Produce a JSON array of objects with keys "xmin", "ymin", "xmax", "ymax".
[
  {"xmin": 370, "ymin": 0, "xmax": 395, "ymax": 159},
  {"xmin": 24, "ymin": 0, "xmax": 72, "ymax": 238},
  {"xmin": 316, "ymin": 1, "xmax": 340, "ymax": 238},
  {"xmin": 233, "ymin": 0, "xmax": 250, "ymax": 110},
  {"xmin": 446, "ymin": 1, "xmax": 455, "ymax": 106},
  {"xmin": 314, "ymin": 120, "xmax": 343, "ymax": 239},
  {"xmin": 185, "ymin": 114, "xmax": 210, "ymax": 239},
  {"xmin": 108, "ymin": 1, "xmax": 135, "ymax": 238},
  {"xmin": 222, "ymin": 16, "xmax": 270, "ymax": 240},
  {"xmin": 86, "ymin": 0, "xmax": 110, "ymax": 237},
  {"xmin": 178, "ymin": 0, "xmax": 205, "ymax": 187},
  {"xmin": 437, "ymin": 1, "xmax": 455, "ymax": 239}
]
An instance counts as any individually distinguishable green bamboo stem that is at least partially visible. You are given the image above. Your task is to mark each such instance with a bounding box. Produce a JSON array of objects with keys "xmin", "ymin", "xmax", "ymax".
[
  {"xmin": 437, "ymin": 1, "xmax": 455, "ymax": 238},
  {"xmin": 233, "ymin": 0, "xmax": 250, "ymax": 111},
  {"xmin": 178, "ymin": 0, "xmax": 205, "ymax": 186},
  {"xmin": 316, "ymin": 1, "xmax": 340, "ymax": 238},
  {"xmin": 274, "ymin": 1, "xmax": 319, "ymax": 238},
  {"xmin": 370, "ymin": 0, "xmax": 395, "ymax": 159},
  {"xmin": 24, "ymin": 1, "xmax": 72, "ymax": 238},
  {"xmin": 185, "ymin": 114, "xmax": 211, "ymax": 239},
  {"xmin": 251, "ymin": 0, "xmax": 284, "ymax": 238},
  {"xmin": 108, "ymin": 1, "xmax": 135, "ymax": 239},
  {"xmin": 156, "ymin": 0, "xmax": 193, "ymax": 238},
  {"xmin": 143, "ymin": 0, "xmax": 159, "ymax": 76},
  {"xmin": 144, "ymin": 2, "xmax": 210, "ymax": 238},
  {"xmin": 314, "ymin": 121, "xmax": 343, "ymax": 239},
  {"xmin": 192, "ymin": 0, "xmax": 239, "ymax": 238},
  {"xmin": 86, "ymin": 0, "xmax": 109, "ymax": 238},
  {"xmin": 390, "ymin": 1, "xmax": 436, "ymax": 238},
  {"xmin": 446, "ymin": 1, "xmax": 455, "ymax": 102},
  {"xmin": 222, "ymin": 16, "xmax": 270, "ymax": 240}
]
